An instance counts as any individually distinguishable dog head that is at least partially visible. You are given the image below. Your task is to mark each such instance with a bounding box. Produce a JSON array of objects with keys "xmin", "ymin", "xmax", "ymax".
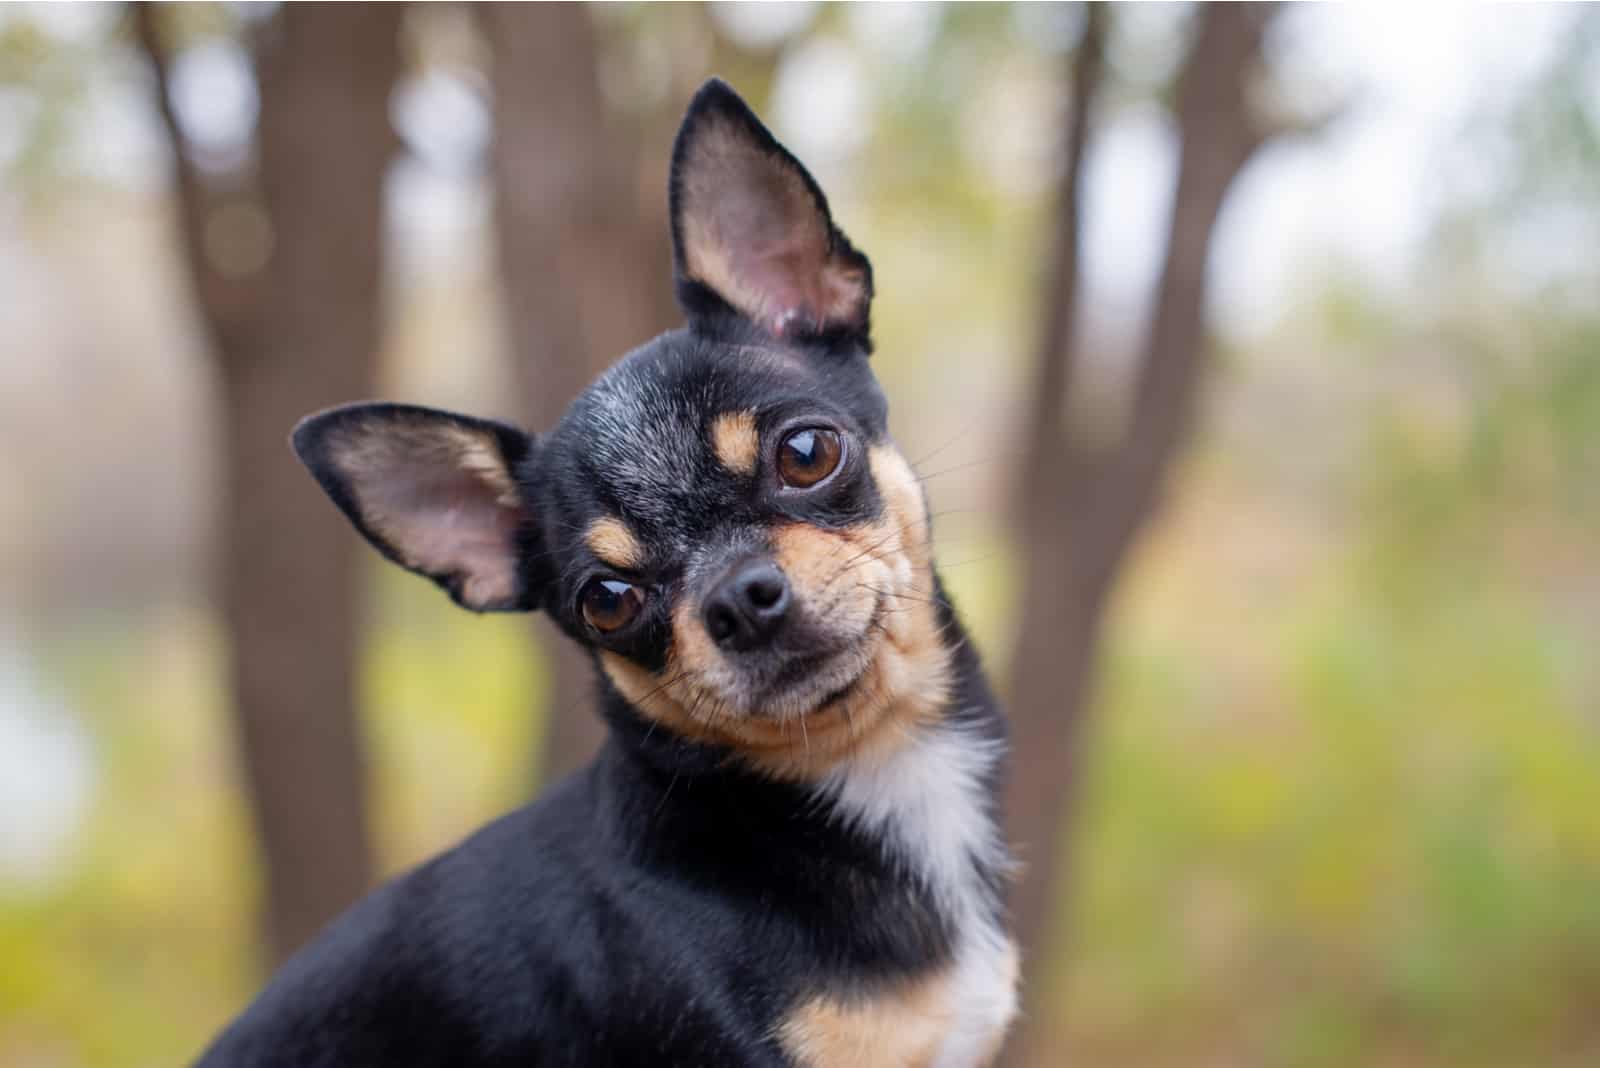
[{"xmin": 294, "ymin": 80, "xmax": 950, "ymax": 778}]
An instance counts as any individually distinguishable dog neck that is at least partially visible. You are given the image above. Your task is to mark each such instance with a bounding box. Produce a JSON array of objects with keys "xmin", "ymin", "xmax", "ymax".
[{"xmin": 593, "ymin": 601, "xmax": 1018, "ymax": 1066}]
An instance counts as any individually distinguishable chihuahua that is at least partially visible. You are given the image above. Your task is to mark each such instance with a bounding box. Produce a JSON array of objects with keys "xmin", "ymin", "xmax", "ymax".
[{"xmin": 196, "ymin": 79, "xmax": 1017, "ymax": 1068}]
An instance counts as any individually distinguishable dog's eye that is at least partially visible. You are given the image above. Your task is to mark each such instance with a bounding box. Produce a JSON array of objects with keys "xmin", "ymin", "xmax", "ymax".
[
  {"xmin": 777, "ymin": 428, "xmax": 843, "ymax": 488},
  {"xmin": 581, "ymin": 578, "xmax": 645, "ymax": 633}
]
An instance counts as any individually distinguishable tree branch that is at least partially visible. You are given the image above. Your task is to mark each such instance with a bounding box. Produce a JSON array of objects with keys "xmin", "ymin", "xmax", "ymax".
[
  {"xmin": 130, "ymin": 2, "xmax": 262, "ymax": 354},
  {"xmin": 1094, "ymin": 2, "xmax": 1280, "ymax": 563},
  {"xmin": 1019, "ymin": 3, "xmax": 1108, "ymax": 530}
]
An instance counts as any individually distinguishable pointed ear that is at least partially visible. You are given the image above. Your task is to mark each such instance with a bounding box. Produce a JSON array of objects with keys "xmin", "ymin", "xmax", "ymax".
[
  {"xmin": 669, "ymin": 78, "xmax": 874, "ymax": 350},
  {"xmin": 292, "ymin": 403, "xmax": 541, "ymax": 613}
]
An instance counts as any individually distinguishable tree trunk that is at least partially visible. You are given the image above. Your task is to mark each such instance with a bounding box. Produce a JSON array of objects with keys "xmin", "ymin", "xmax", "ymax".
[
  {"xmin": 481, "ymin": 3, "xmax": 676, "ymax": 787},
  {"xmin": 135, "ymin": 2, "xmax": 403, "ymax": 966},
  {"xmin": 1003, "ymin": 6, "xmax": 1282, "ymax": 1063},
  {"xmin": 1004, "ymin": 0, "xmax": 1110, "ymax": 992}
]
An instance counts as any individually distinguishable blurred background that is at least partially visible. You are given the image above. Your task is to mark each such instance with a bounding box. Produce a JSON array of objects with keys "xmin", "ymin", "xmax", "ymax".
[{"xmin": 3, "ymin": 2, "xmax": 1599, "ymax": 1065}]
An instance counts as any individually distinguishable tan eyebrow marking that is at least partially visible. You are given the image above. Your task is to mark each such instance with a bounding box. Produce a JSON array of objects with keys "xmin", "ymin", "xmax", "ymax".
[
  {"xmin": 585, "ymin": 516, "xmax": 645, "ymax": 570},
  {"xmin": 710, "ymin": 409, "xmax": 760, "ymax": 477}
]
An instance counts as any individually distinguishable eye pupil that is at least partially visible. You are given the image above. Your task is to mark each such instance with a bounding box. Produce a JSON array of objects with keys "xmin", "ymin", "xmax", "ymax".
[
  {"xmin": 581, "ymin": 578, "xmax": 643, "ymax": 633},
  {"xmin": 778, "ymin": 428, "xmax": 842, "ymax": 488}
]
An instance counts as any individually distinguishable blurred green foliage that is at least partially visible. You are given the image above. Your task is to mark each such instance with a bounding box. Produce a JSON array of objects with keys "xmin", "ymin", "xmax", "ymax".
[{"xmin": 1, "ymin": 588, "xmax": 539, "ymax": 1066}]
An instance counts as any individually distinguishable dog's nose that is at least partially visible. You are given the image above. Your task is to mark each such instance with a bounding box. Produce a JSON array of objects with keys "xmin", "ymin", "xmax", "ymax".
[{"xmin": 703, "ymin": 561, "xmax": 791, "ymax": 651}]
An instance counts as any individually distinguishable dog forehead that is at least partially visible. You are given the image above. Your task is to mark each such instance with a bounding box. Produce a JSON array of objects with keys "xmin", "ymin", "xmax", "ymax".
[
  {"xmin": 546, "ymin": 332, "xmax": 887, "ymax": 548},
  {"xmin": 551, "ymin": 337, "xmax": 770, "ymax": 534},
  {"xmin": 582, "ymin": 367, "xmax": 711, "ymax": 528}
]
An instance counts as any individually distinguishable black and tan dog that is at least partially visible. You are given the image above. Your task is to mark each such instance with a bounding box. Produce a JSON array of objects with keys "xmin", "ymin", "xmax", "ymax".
[{"xmin": 197, "ymin": 79, "xmax": 1018, "ymax": 1068}]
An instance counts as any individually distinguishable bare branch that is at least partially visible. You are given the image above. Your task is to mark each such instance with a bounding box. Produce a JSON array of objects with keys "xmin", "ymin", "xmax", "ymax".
[
  {"xmin": 1018, "ymin": 3, "xmax": 1108, "ymax": 528},
  {"xmin": 1252, "ymin": 91, "xmax": 1357, "ymax": 149},
  {"xmin": 129, "ymin": 2, "xmax": 261, "ymax": 352},
  {"xmin": 1097, "ymin": 2, "xmax": 1281, "ymax": 559}
]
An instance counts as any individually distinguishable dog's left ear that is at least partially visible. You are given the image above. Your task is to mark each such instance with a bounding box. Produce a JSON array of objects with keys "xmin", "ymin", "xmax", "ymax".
[{"xmin": 670, "ymin": 78, "xmax": 873, "ymax": 351}]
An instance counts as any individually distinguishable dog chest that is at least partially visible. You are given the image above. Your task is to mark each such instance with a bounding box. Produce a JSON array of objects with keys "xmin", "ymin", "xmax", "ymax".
[{"xmin": 779, "ymin": 721, "xmax": 1018, "ymax": 1067}]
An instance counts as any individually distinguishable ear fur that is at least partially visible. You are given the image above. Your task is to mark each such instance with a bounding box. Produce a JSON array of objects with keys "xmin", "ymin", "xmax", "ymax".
[
  {"xmin": 669, "ymin": 78, "xmax": 874, "ymax": 351},
  {"xmin": 291, "ymin": 403, "xmax": 540, "ymax": 613}
]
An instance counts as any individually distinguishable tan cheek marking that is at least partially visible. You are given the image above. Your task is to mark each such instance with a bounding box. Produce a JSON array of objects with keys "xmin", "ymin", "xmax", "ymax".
[
  {"xmin": 850, "ymin": 443, "xmax": 952, "ymax": 751},
  {"xmin": 585, "ymin": 517, "xmax": 644, "ymax": 571},
  {"xmin": 671, "ymin": 595, "xmax": 722, "ymax": 686},
  {"xmin": 770, "ymin": 522, "xmax": 860, "ymax": 609},
  {"xmin": 710, "ymin": 410, "xmax": 760, "ymax": 476},
  {"xmin": 752, "ymin": 474, "xmax": 950, "ymax": 779},
  {"xmin": 598, "ymin": 651, "xmax": 717, "ymax": 747},
  {"xmin": 778, "ymin": 971, "xmax": 956, "ymax": 1068},
  {"xmin": 868, "ymin": 444, "xmax": 931, "ymax": 568}
]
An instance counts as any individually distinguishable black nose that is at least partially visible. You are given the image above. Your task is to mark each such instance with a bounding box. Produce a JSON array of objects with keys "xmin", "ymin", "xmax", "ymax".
[{"xmin": 703, "ymin": 561, "xmax": 791, "ymax": 651}]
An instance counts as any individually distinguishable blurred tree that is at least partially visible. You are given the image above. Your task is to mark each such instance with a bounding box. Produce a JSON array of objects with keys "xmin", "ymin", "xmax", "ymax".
[
  {"xmin": 1004, "ymin": 5, "xmax": 1300, "ymax": 1061},
  {"xmin": 479, "ymin": 4, "xmax": 677, "ymax": 786},
  {"xmin": 134, "ymin": 3, "xmax": 402, "ymax": 966}
]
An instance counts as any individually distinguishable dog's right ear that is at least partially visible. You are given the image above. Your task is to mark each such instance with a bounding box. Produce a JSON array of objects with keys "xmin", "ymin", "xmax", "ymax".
[{"xmin": 292, "ymin": 403, "xmax": 542, "ymax": 613}]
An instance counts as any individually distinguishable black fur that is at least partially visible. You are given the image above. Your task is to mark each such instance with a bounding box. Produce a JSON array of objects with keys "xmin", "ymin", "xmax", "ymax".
[{"xmin": 197, "ymin": 79, "xmax": 1009, "ymax": 1067}]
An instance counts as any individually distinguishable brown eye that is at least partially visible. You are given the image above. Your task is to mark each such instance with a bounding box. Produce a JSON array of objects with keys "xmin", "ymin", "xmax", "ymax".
[
  {"xmin": 777, "ymin": 428, "xmax": 843, "ymax": 488},
  {"xmin": 581, "ymin": 578, "xmax": 644, "ymax": 633}
]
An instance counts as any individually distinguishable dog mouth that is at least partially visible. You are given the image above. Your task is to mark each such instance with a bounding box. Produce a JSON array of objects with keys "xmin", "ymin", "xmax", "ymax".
[
  {"xmin": 761, "ymin": 645, "xmax": 872, "ymax": 710},
  {"xmin": 811, "ymin": 664, "xmax": 871, "ymax": 711},
  {"xmin": 721, "ymin": 594, "xmax": 886, "ymax": 719}
]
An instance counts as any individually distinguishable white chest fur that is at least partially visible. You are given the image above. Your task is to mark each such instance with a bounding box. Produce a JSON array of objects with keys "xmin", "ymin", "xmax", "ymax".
[{"xmin": 803, "ymin": 720, "xmax": 1019, "ymax": 1067}]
